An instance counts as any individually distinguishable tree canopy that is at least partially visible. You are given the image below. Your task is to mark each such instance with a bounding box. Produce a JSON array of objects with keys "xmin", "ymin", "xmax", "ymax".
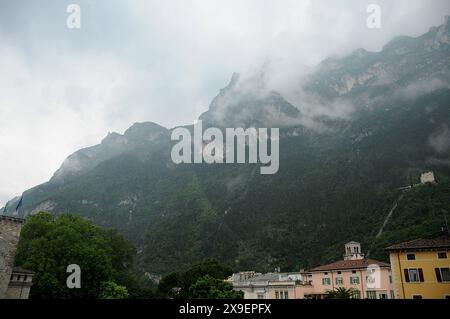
[
  {"xmin": 158, "ymin": 259, "xmax": 241, "ymax": 299},
  {"xmin": 15, "ymin": 212, "xmax": 135, "ymax": 299},
  {"xmin": 189, "ymin": 275, "xmax": 243, "ymax": 299}
]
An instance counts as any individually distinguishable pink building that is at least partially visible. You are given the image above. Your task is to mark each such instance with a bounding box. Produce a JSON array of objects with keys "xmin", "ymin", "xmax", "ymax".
[
  {"xmin": 301, "ymin": 242, "xmax": 395, "ymax": 299},
  {"xmin": 232, "ymin": 241, "xmax": 395, "ymax": 299}
]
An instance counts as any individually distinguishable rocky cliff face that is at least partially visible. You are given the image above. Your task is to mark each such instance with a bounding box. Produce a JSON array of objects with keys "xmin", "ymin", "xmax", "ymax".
[
  {"xmin": 51, "ymin": 122, "xmax": 169, "ymax": 184},
  {"xmin": 199, "ymin": 73, "xmax": 301, "ymax": 128},
  {"xmin": 305, "ymin": 16, "xmax": 450, "ymax": 98}
]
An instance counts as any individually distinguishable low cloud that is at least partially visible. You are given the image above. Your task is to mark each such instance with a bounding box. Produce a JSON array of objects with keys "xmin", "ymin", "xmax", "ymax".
[
  {"xmin": 396, "ymin": 78, "xmax": 450, "ymax": 100},
  {"xmin": 428, "ymin": 124, "xmax": 450, "ymax": 155}
]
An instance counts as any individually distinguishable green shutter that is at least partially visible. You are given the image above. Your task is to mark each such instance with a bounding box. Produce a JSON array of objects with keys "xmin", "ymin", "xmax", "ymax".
[{"xmin": 435, "ymin": 268, "xmax": 442, "ymax": 282}]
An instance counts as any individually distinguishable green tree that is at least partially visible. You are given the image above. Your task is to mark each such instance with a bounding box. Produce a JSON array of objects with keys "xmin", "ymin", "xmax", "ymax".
[
  {"xmin": 99, "ymin": 281, "xmax": 129, "ymax": 299},
  {"xmin": 15, "ymin": 212, "xmax": 135, "ymax": 299},
  {"xmin": 158, "ymin": 259, "xmax": 234, "ymax": 298},
  {"xmin": 326, "ymin": 287, "xmax": 355, "ymax": 299},
  {"xmin": 189, "ymin": 275, "xmax": 243, "ymax": 299}
]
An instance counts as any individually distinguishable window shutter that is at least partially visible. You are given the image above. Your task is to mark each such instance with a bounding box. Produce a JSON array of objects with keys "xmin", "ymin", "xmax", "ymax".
[
  {"xmin": 435, "ymin": 268, "xmax": 442, "ymax": 282},
  {"xmin": 418, "ymin": 268, "xmax": 424, "ymax": 282},
  {"xmin": 404, "ymin": 269, "xmax": 410, "ymax": 282}
]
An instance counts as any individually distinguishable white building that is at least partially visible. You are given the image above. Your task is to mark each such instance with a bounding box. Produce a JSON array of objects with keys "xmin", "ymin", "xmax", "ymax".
[
  {"xmin": 230, "ymin": 271, "xmax": 310, "ymax": 299},
  {"xmin": 420, "ymin": 171, "xmax": 436, "ymax": 184}
]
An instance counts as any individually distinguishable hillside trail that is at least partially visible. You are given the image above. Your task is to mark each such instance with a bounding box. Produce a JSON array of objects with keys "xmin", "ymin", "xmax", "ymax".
[{"xmin": 366, "ymin": 192, "xmax": 405, "ymax": 257}]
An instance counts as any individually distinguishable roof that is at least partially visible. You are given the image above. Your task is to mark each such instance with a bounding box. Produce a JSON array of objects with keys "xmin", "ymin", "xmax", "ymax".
[
  {"xmin": 236, "ymin": 272, "xmax": 303, "ymax": 283},
  {"xmin": 385, "ymin": 233, "xmax": 450, "ymax": 251},
  {"xmin": 12, "ymin": 267, "xmax": 35, "ymax": 274},
  {"xmin": 310, "ymin": 258, "xmax": 390, "ymax": 272},
  {"xmin": 243, "ymin": 273, "xmax": 283, "ymax": 283},
  {"xmin": 0, "ymin": 215, "xmax": 25, "ymax": 223}
]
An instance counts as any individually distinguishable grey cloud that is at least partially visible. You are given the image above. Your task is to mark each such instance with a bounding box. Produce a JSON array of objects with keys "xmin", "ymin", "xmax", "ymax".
[{"xmin": 428, "ymin": 125, "xmax": 450, "ymax": 155}]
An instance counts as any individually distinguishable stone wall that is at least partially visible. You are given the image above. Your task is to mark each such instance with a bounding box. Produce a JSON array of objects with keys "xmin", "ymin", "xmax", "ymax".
[{"xmin": 0, "ymin": 216, "xmax": 24, "ymax": 298}]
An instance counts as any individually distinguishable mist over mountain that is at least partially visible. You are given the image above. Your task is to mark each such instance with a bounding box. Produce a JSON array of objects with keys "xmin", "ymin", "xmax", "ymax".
[{"xmin": 3, "ymin": 18, "xmax": 450, "ymax": 275}]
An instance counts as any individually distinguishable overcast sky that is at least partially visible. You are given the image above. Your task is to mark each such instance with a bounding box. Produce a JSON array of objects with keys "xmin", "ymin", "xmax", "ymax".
[{"xmin": 0, "ymin": 0, "xmax": 449, "ymax": 206}]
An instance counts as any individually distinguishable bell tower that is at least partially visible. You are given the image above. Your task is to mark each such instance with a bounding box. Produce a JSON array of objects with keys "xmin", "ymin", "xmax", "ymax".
[{"xmin": 344, "ymin": 241, "xmax": 364, "ymax": 260}]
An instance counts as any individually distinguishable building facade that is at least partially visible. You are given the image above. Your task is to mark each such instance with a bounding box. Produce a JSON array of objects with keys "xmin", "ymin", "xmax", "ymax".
[
  {"xmin": 307, "ymin": 242, "xmax": 394, "ymax": 299},
  {"xmin": 386, "ymin": 232, "xmax": 450, "ymax": 299},
  {"xmin": 0, "ymin": 215, "xmax": 34, "ymax": 299},
  {"xmin": 232, "ymin": 241, "xmax": 394, "ymax": 299},
  {"xmin": 230, "ymin": 271, "xmax": 311, "ymax": 299},
  {"xmin": 6, "ymin": 267, "xmax": 34, "ymax": 299}
]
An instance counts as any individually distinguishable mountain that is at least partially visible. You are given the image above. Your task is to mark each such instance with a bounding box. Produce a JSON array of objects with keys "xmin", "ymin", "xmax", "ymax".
[
  {"xmin": 51, "ymin": 122, "xmax": 169, "ymax": 184},
  {"xmin": 198, "ymin": 72, "xmax": 301, "ymax": 128},
  {"xmin": 305, "ymin": 16, "xmax": 450, "ymax": 99},
  {"xmin": 3, "ymin": 17, "xmax": 450, "ymax": 275}
]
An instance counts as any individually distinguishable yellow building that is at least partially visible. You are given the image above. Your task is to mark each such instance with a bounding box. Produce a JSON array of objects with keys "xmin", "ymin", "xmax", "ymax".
[{"xmin": 385, "ymin": 232, "xmax": 450, "ymax": 299}]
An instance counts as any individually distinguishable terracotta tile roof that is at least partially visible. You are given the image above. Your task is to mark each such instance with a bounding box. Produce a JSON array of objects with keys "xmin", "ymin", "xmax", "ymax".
[
  {"xmin": 385, "ymin": 233, "xmax": 450, "ymax": 251},
  {"xmin": 310, "ymin": 259, "xmax": 390, "ymax": 272}
]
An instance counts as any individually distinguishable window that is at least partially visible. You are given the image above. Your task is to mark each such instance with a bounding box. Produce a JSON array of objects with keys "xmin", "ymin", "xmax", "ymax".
[
  {"xmin": 379, "ymin": 293, "xmax": 388, "ymax": 299},
  {"xmin": 435, "ymin": 268, "xmax": 450, "ymax": 282},
  {"xmin": 441, "ymin": 268, "xmax": 450, "ymax": 281},
  {"xmin": 336, "ymin": 277, "xmax": 343, "ymax": 285},
  {"xmin": 352, "ymin": 270, "xmax": 356, "ymax": 274},
  {"xmin": 438, "ymin": 252, "xmax": 447, "ymax": 259},
  {"xmin": 322, "ymin": 278, "xmax": 331, "ymax": 286},
  {"xmin": 413, "ymin": 295, "xmax": 422, "ymax": 299},
  {"xmin": 275, "ymin": 291, "xmax": 279, "ymax": 299},
  {"xmin": 284, "ymin": 291, "xmax": 289, "ymax": 299},
  {"xmin": 257, "ymin": 293, "xmax": 265, "ymax": 299},
  {"xmin": 407, "ymin": 254, "xmax": 416, "ymax": 260},
  {"xmin": 409, "ymin": 269, "xmax": 420, "ymax": 282},
  {"xmin": 389, "ymin": 275, "xmax": 392, "ymax": 284},
  {"xmin": 324, "ymin": 272, "xmax": 328, "ymax": 275},
  {"xmin": 351, "ymin": 290, "xmax": 361, "ymax": 299},
  {"xmin": 350, "ymin": 276, "xmax": 360, "ymax": 285},
  {"xmin": 367, "ymin": 291, "xmax": 377, "ymax": 299},
  {"xmin": 337, "ymin": 271, "xmax": 341, "ymax": 274},
  {"xmin": 405, "ymin": 268, "xmax": 424, "ymax": 283},
  {"xmin": 390, "ymin": 290, "xmax": 395, "ymax": 299}
]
